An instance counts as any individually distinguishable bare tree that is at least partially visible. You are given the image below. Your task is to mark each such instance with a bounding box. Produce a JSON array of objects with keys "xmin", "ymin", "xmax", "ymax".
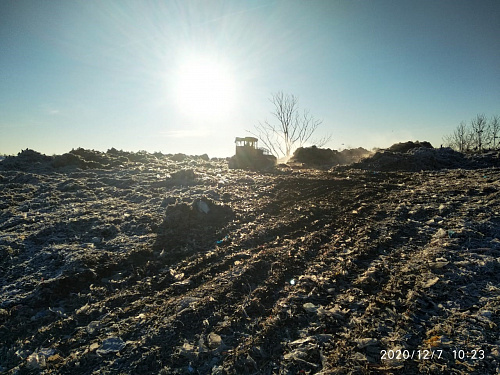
[
  {"xmin": 443, "ymin": 114, "xmax": 500, "ymax": 152},
  {"xmin": 457, "ymin": 121, "xmax": 472, "ymax": 152},
  {"xmin": 251, "ymin": 92, "xmax": 328, "ymax": 159},
  {"xmin": 443, "ymin": 121, "xmax": 471, "ymax": 152},
  {"xmin": 488, "ymin": 115, "xmax": 500, "ymax": 150},
  {"xmin": 470, "ymin": 114, "xmax": 488, "ymax": 152}
]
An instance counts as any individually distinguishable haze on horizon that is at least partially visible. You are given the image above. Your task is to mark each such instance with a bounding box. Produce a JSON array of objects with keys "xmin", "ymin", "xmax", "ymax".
[{"xmin": 1, "ymin": 0, "xmax": 499, "ymax": 157}]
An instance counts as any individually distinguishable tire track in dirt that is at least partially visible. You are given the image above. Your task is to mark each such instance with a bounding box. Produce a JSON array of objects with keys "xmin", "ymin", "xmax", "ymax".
[
  {"xmin": 117, "ymin": 175, "xmax": 359, "ymax": 373},
  {"xmin": 55, "ymin": 173, "xmax": 363, "ymax": 373},
  {"xmin": 3, "ymin": 165, "xmax": 499, "ymax": 374},
  {"xmin": 210, "ymin": 174, "xmax": 408, "ymax": 373}
]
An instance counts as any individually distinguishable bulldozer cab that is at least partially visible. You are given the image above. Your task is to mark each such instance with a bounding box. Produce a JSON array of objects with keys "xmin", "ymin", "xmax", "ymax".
[
  {"xmin": 229, "ymin": 137, "xmax": 276, "ymax": 170},
  {"xmin": 235, "ymin": 137, "xmax": 258, "ymax": 149}
]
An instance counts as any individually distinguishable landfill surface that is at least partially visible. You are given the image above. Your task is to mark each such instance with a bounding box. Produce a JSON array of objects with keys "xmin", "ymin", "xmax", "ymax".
[{"xmin": 1, "ymin": 148, "xmax": 499, "ymax": 374}]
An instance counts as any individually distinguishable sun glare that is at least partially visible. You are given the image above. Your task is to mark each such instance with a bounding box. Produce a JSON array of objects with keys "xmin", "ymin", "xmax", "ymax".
[{"xmin": 173, "ymin": 56, "xmax": 236, "ymax": 120}]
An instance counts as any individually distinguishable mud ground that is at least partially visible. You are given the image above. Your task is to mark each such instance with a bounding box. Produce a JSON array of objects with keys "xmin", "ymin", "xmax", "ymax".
[{"xmin": 0, "ymin": 150, "xmax": 499, "ymax": 374}]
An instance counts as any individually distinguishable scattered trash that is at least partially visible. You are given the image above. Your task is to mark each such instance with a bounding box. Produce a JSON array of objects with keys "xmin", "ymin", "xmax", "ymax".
[
  {"xmin": 49, "ymin": 306, "xmax": 66, "ymax": 317},
  {"xmin": 207, "ymin": 332, "xmax": 222, "ymax": 350},
  {"xmin": 178, "ymin": 342, "xmax": 196, "ymax": 359},
  {"xmin": 86, "ymin": 320, "xmax": 101, "ymax": 335},
  {"xmin": 347, "ymin": 142, "xmax": 500, "ymax": 171},
  {"xmin": 196, "ymin": 200, "xmax": 210, "ymax": 214},
  {"xmin": 303, "ymin": 302, "xmax": 319, "ymax": 314},
  {"xmin": 216, "ymin": 235, "xmax": 229, "ymax": 245},
  {"xmin": 434, "ymin": 228, "xmax": 448, "ymax": 239},
  {"xmin": 26, "ymin": 348, "xmax": 56, "ymax": 369},
  {"xmin": 96, "ymin": 337, "xmax": 126, "ymax": 355},
  {"xmin": 422, "ymin": 276, "xmax": 440, "ymax": 289},
  {"xmin": 1, "ymin": 148, "xmax": 499, "ymax": 374},
  {"xmin": 355, "ymin": 338, "xmax": 378, "ymax": 349}
]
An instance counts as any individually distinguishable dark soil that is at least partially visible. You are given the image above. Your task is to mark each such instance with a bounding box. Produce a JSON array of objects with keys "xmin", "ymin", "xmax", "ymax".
[{"xmin": 1, "ymin": 149, "xmax": 499, "ymax": 374}]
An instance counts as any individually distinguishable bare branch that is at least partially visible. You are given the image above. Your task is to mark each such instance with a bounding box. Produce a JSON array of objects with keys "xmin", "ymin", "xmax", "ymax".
[
  {"xmin": 253, "ymin": 92, "xmax": 326, "ymax": 158},
  {"xmin": 488, "ymin": 115, "xmax": 500, "ymax": 150},
  {"xmin": 470, "ymin": 114, "xmax": 488, "ymax": 152},
  {"xmin": 312, "ymin": 133, "xmax": 333, "ymax": 148}
]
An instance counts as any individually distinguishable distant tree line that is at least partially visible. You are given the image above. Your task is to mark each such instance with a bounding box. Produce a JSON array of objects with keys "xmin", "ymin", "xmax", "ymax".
[{"xmin": 443, "ymin": 114, "xmax": 500, "ymax": 152}]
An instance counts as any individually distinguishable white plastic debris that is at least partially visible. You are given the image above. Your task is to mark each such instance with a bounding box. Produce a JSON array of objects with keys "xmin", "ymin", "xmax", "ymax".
[
  {"xmin": 422, "ymin": 276, "xmax": 439, "ymax": 289},
  {"xmin": 26, "ymin": 348, "xmax": 56, "ymax": 369},
  {"xmin": 434, "ymin": 228, "xmax": 447, "ymax": 238},
  {"xmin": 86, "ymin": 320, "xmax": 101, "ymax": 334},
  {"xmin": 96, "ymin": 337, "xmax": 126, "ymax": 355},
  {"xmin": 196, "ymin": 200, "xmax": 210, "ymax": 214},
  {"xmin": 303, "ymin": 302, "xmax": 318, "ymax": 313}
]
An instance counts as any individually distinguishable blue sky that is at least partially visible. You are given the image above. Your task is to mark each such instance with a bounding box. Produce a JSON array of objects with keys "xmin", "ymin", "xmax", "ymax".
[{"xmin": 1, "ymin": 0, "xmax": 499, "ymax": 157}]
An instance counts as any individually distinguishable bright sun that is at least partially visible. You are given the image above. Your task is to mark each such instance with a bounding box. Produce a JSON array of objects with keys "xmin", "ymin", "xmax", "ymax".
[{"xmin": 173, "ymin": 56, "xmax": 236, "ymax": 120}]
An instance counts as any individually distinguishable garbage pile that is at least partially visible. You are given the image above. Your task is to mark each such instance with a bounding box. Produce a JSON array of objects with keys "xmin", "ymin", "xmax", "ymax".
[
  {"xmin": 0, "ymin": 149, "xmax": 54, "ymax": 171},
  {"xmin": 289, "ymin": 146, "xmax": 371, "ymax": 167},
  {"xmin": 0, "ymin": 147, "xmax": 499, "ymax": 374},
  {"xmin": 0, "ymin": 148, "xmax": 213, "ymax": 172},
  {"xmin": 350, "ymin": 141, "xmax": 500, "ymax": 171},
  {"xmin": 154, "ymin": 197, "xmax": 234, "ymax": 260},
  {"xmin": 386, "ymin": 140, "xmax": 433, "ymax": 153}
]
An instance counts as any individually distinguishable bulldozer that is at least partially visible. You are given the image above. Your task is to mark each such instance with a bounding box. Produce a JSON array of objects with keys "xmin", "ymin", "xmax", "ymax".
[{"xmin": 228, "ymin": 137, "xmax": 277, "ymax": 170}]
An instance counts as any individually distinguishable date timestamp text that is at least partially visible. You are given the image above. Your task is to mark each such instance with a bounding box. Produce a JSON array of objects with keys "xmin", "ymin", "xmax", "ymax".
[{"xmin": 381, "ymin": 349, "xmax": 486, "ymax": 361}]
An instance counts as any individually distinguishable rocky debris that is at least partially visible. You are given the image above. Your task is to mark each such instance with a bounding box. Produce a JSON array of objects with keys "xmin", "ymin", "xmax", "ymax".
[{"xmin": 0, "ymin": 148, "xmax": 499, "ymax": 374}]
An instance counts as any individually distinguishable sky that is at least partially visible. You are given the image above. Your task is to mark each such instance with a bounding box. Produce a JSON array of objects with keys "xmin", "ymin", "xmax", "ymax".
[{"xmin": 1, "ymin": 0, "xmax": 499, "ymax": 157}]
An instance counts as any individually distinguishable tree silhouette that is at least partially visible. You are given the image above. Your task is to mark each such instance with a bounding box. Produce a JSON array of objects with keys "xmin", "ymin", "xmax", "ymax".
[
  {"xmin": 443, "ymin": 114, "xmax": 500, "ymax": 152},
  {"xmin": 251, "ymin": 92, "xmax": 330, "ymax": 159}
]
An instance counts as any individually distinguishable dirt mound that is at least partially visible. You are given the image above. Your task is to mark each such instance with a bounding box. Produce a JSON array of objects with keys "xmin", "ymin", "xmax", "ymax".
[
  {"xmin": 52, "ymin": 152, "xmax": 104, "ymax": 169},
  {"xmin": 170, "ymin": 168, "xmax": 197, "ymax": 185},
  {"xmin": 0, "ymin": 148, "xmax": 216, "ymax": 173},
  {"xmin": 290, "ymin": 146, "xmax": 338, "ymax": 166},
  {"xmin": 69, "ymin": 148, "xmax": 111, "ymax": 166},
  {"xmin": 387, "ymin": 140, "xmax": 433, "ymax": 153},
  {"xmin": 351, "ymin": 147, "xmax": 463, "ymax": 171},
  {"xmin": 154, "ymin": 197, "xmax": 234, "ymax": 260},
  {"xmin": 1, "ymin": 152, "xmax": 499, "ymax": 374},
  {"xmin": 0, "ymin": 149, "xmax": 54, "ymax": 171},
  {"xmin": 349, "ymin": 146, "xmax": 500, "ymax": 171},
  {"xmin": 66, "ymin": 148, "xmax": 145, "ymax": 168},
  {"xmin": 290, "ymin": 146, "xmax": 370, "ymax": 167},
  {"xmin": 339, "ymin": 146, "xmax": 372, "ymax": 163},
  {"xmin": 349, "ymin": 140, "xmax": 499, "ymax": 171}
]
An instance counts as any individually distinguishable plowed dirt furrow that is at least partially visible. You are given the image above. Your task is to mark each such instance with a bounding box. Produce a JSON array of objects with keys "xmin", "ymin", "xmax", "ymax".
[{"xmin": 2, "ymin": 164, "xmax": 499, "ymax": 374}]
